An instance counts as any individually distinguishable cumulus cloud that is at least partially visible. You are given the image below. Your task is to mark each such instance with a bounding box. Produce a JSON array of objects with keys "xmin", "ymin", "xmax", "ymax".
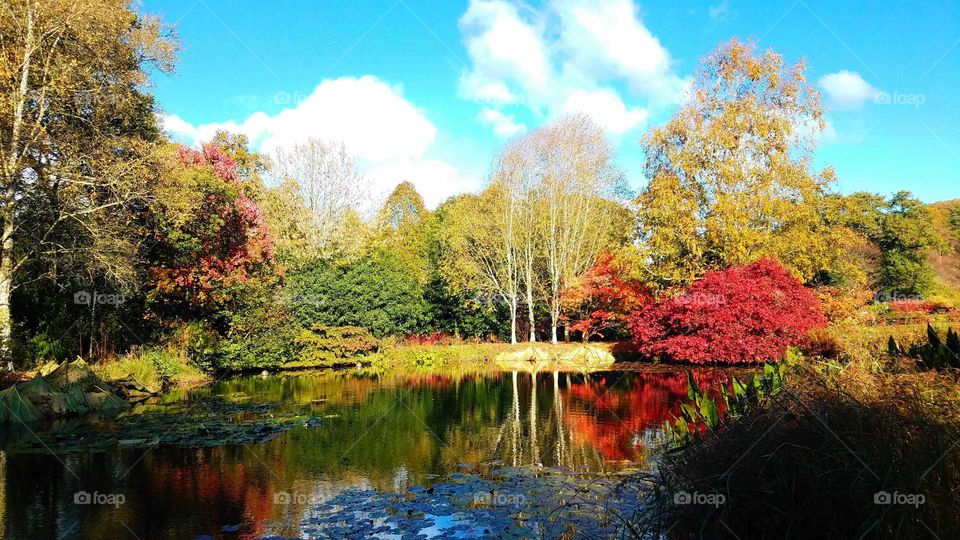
[
  {"xmin": 561, "ymin": 89, "xmax": 648, "ymax": 135},
  {"xmin": 478, "ymin": 107, "xmax": 527, "ymax": 137},
  {"xmin": 459, "ymin": 0, "xmax": 686, "ymax": 139},
  {"xmin": 161, "ymin": 76, "xmax": 475, "ymax": 208},
  {"xmin": 819, "ymin": 70, "xmax": 883, "ymax": 110}
]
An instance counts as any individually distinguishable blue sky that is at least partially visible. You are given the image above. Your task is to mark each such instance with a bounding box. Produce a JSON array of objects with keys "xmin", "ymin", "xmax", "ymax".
[{"xmin": 146, "ymin": 0, "xmax": 960, "ymax": 207}]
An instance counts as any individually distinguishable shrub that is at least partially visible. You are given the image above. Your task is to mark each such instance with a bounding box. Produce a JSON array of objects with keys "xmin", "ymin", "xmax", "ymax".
[
  {"xmin": 560, "ymin": 252, "xmax": 650, "ymax": 341},
  {"xmin": 629, "ymin": 259, "xmax": 826, "ymax": 364},
  {"xmin": 286, "ymin": 252, "xmax": 428, "ymax": 337},
  {"xmin": 888, "ymin": 299, "xmax": 937, "ymax": 314},
  {"xmin": 292, "ymin": 325, "xmax": 380, "ymax": 368}
]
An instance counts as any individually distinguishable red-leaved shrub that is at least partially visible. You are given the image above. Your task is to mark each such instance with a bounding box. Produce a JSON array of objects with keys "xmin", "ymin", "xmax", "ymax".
[
  {"xmin": 628, "ymin": 259, "xmax": 826, "ymax": 364},
  {"xmin": 888, "ymin": 299, "xmax": 937, "ymax": 314}
]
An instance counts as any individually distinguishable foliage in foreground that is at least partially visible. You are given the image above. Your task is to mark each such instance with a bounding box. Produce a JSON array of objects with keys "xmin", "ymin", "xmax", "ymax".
[
  {"xmin": 629, "ymin": 259, "xmax": 827, "ymax": 364},
  {"xmin": 638, "ymin": 363, "xmax": 960, "ymax": 539}
]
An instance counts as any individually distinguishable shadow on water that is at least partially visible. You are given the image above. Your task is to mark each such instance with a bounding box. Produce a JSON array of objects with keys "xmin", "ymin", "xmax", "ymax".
[{"xmin": 0, "ymin": 367, "xmax": 744, "ymax": 539}]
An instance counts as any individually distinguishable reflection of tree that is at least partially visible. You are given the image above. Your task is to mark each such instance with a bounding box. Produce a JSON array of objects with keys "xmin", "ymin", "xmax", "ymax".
[
  {"xmin": 0, "ymin": 368, "xmax": 744, "ymax": 538},
  {"xmin": 562, "ymin": 371, "xmax": 734, "ymax": 461}
]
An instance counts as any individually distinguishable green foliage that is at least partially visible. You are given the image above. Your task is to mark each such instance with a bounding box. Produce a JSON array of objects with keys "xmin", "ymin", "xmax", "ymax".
[
  {"xmin": 842, "ymin": 191, "xmax": 938, "ymax": 295},
  {"xmin": 287, "ymin": 251, "xmax": 428, "ymax": 337},
  {"xmin": 949, "ymin": 207, "xmax": 960, "ymax": 248},
  {"xmin": 293, "ymin": 325, "xmax": 380, "ymax": 368},
  {"xmin": 888, "ymin": 324, "xmax": 960, "ymax": 369},
  {"xmin": 666, "ymin": 363, "xmax": 787, "ymax": 445}
]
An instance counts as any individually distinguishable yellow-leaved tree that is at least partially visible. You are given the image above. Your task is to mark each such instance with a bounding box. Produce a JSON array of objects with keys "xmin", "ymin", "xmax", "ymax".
[{"xmin": 636, "ymin": 39, "xmax": 859, "ymax": 288}]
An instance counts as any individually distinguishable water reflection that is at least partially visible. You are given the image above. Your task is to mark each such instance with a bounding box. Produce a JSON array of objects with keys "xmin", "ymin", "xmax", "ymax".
[{"xmin": 0, "ymin": 367, "xmax": 741, "ymax": 539}]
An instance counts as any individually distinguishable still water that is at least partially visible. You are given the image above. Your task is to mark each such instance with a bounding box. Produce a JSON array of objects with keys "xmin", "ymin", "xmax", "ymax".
[{"xmin": 0, "ymin": 368, "xmax": 739, "ymax": 539}]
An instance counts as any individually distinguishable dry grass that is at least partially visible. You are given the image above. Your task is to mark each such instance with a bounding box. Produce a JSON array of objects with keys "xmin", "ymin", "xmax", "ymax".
[{"xmin": 641, "ymin": 362, "xmax": 960, "ymax": 539}]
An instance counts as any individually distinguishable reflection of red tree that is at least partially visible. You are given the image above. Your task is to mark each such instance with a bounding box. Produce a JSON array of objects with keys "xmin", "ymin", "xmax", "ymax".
[
  {"xmin": 146, "ymin": 447, "xmax": 277, "ymax": 539},
  {"xmin": 564, "ymin": 371, "xmax": 733, "ymax": 461}
]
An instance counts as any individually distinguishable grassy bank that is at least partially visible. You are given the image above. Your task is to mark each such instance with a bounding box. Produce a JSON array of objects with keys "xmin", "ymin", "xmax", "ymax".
[
  {"xmin": 366, "ymin": 340, "xmax": 620, "ymax": 372},
  {"xmin": 91, "ymin": 347, "xmax": 209, "ymax": 391},
  {"xmin": 639, "ymin": 345, "xmax": 960, "ymax": 538}
]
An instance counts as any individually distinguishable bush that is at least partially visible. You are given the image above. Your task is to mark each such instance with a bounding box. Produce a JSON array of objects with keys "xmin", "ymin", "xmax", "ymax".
[
  {"xmin": 286, "ymin": 252, "xmax": 428, "ymax": 337},
  {"xmin": 291, "ymin": 325, "xmax": 380, "ymax": 368},
  {"xmin": 629, "ymin": 259, "xmax": 826, "ymax": 364}
]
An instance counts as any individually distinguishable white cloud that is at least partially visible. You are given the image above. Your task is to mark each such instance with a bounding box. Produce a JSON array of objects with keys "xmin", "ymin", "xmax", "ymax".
[
  {"xmin": 459, "ymin": 0, "xmax": 685, "ymax": 139},
  {"xmin": 161, "ymin": 76, "xmax": 475, "ymax": 208},
  {"xmin": 561, "ymin": 89, "xmax": 648, "ymax": 135},
  {"xmin": 478, "ymin": 107, "xmax": 527, "ymax": 137},
  {"xmin": 366, "ymin": 159, "xmax": 482, "ymax": 209},
  {"xmin": 708, "ymin": 1, "xmax": 729, "ymax": 21},
  {"xmin": 819, "ymin": 70, "xmax": 883, "ymax": 110}
]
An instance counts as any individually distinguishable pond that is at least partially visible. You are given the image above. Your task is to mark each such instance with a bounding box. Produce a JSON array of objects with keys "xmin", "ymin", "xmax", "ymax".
[{"xmin": 0, "ymin": 367, "xmax": 742, "ymax": 539}]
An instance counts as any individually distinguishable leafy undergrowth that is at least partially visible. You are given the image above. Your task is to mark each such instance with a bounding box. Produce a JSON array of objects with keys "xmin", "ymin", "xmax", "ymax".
[
  {"xmin": 2, "ymin": 394, "xmax": 321, "ymax": 453},
  {"xmin": 92, "ymin": 347, "xmax": 209, "ymax": 391},
  {"xmin": 636, "ymin": 363, "xmax": 960, "ymax": 539}
]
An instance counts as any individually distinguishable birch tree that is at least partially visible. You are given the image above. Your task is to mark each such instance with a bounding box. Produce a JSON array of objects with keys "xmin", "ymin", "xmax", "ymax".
[
  {"xmin": 497, "ymin": 136, "xmax": 541, "ymax": 342},
  {"xmin": 0, "ymin": 0, "xmax": 175, "ymax": 357},
  {"xmin": 269, "ymin": 138, "xmax": 368, "ymax": 256},
  {"xmin": 439, "ymin": 187, "xmax": 521, "ymax": 344},
  {"xmin": 534, "ymin": 114, "xmax": 623, "ymax": 344}
]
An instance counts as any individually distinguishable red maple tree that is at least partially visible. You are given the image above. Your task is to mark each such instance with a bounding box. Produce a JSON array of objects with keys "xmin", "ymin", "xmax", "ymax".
[
  {"xmin": 629, "ymin": 259, "xmax": 826, "ymax": 364},
  {"xmin": 561, "ymin": 253, "xmax": 650, "ymax": 341},
  {"xmin": 149, "ymin": 144, "xmax": 273, "ymax": 310}
]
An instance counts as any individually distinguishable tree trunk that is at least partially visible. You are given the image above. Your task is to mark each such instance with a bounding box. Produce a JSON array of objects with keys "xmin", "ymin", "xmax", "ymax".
[
  {"xmin": 0, "ymin": 3, "xmax": 35, "ymax": 361},
  {"xmin": 509, "ymin": 295, "xmax": 518, "ymax": 344},
  {"xmin": 526, "ymin": 285, "xmax": 536, "ymax": 342},
  {"xmin": 0, "ymin": 226, "xmax": 12, "ymax": 360}
]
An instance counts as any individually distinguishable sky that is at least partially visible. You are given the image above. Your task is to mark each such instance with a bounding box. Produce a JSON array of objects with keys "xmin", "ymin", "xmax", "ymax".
[{"xmin": 145, "ymin": 0, "xmax": 960, "ymax": 207}]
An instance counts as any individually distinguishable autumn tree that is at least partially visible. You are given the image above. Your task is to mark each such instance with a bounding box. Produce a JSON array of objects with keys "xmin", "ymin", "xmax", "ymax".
[
  {"xmin": 437, "ymin": 190, "xmax": 521, "ymax": 343},
  {"xmin": 629, "ymin": 259, "xmax": 826, "ymax": 364},
  {"xmin": 534, "ymin": 114, "xmax": 625, "ymax": 343},
  {"xmin": 374, "ymin": 181, "xmax": 432, "ymax": 283},
  {"xmin": 0, "ymin": 0, "xmax": 176, "ymax": 357},
  {"xmin": 269, "ymin": 138, "xmax": 368, "ymax": 256},
  {"xmin": 636, "ymin": 39, "xmax": 852, "ymax": 288},
  {"xmin": 560, "ymin": 252, "xmax": 649, "ymax": 342},
  {"xmin": 147, "ymin": 144, "xmax": 272, "ymax": 319}
]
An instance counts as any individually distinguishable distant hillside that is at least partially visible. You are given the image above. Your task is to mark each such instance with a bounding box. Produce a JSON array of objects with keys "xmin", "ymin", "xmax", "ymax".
[{"xmin": 928, "ymin": 199, "xmax": 960, "ymax": 293}]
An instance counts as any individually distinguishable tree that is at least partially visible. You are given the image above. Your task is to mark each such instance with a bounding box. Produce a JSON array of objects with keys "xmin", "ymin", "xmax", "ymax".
[
  {"xmin": 269, "ymin": 138, "xmax": 368, "ymax": 256},
  {"xmin": 147, "ymin": 144, "xmax": 273, "ymax": 319},
  {"xmin": 0, "ymin": 0, "xmax": 176, "ymax": 357},
  {"xmin": 636, "ymin": 39, "xmax": 851, "ymax": 288},
  {"xmin": 560, "ymin": 252, "xmax": 649, "ymax": 342},
  {"xmin": 949, "ymin": 207, "xmax": 960, "ymax": 248},
  {"xmin": 840, "ymin": 191, "xmax": 938, "ymax": 295},
  {"xmin": 286, "ymin": 251, "xmax": 427, "ymax": 338},
  {"xmin": 374, "ymin": 181, "xmax": 432, "ymax": 283},
  {"xmin": 534, "ymin": 114, "xmax": 625, "ymax": 343},
  {"xmin": 437, "ymin": 191, "xmax": 521, "ymax": 343},
  {"xmin": 629, "ymin": 259, "xmax": 826, "ymax": 364}
]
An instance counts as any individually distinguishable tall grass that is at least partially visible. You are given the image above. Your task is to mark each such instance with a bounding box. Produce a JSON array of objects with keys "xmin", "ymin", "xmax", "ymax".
[{"xmin": 637, "ymin": 361, "xmax": 960, "ymax": 538}]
